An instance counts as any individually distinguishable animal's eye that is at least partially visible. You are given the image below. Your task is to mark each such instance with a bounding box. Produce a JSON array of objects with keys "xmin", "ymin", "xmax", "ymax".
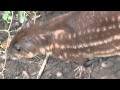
[
  {"xmin": 16, "ymin": 47, "xmax": 21, "ymax": 52},
  {"xmin": 14, "ymin": 44, "xmax": 21, "ymax": 52}
]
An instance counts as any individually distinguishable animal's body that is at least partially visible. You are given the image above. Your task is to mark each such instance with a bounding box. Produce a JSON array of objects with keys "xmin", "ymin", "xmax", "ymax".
[{"xmin": 7, "ymin": 11, "xmax": 120, "ymax": 66}]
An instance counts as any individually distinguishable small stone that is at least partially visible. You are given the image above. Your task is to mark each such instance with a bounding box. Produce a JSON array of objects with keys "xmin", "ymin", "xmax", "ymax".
[
  {"xmin": 31, "ymin": 72, "xmax": 38, "ymax": 76},
  {"xmin": 101, "ymin": 61, "xmax": 114, "ymax": 68},
  {"xmin": 43, "ymin": 70, "xmax": 52, "ymax": 77},
  {"xmin": 0, "ymin": 48, "xmax": 4, "ymax": 56},
  {"xmin": 21, "ymin": 71, "xmax": 30, "ymax": 79},
  {"xmin": 15, "ymin": 76, "xmax": 20, "ymax": 79},
  {"xmin": 0, "ymin": 74, "xmax": 3, "ymax": 79},
  {"xmin": 56, "ymin": 71, "xmax": 63, "ymax": 77},
  {"xmin": 1, "ymin": 54, "xmax": 6, "ymax": 59}
]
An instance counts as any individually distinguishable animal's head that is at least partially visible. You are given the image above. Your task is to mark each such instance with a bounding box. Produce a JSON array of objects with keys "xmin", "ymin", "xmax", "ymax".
[
  {"xmin": 7, "ymin": 24, "xmax": 51, "ymax": 60},
  {"xmin": 7, "ymin": 30, "xmax": 36, "ymax": 60}
]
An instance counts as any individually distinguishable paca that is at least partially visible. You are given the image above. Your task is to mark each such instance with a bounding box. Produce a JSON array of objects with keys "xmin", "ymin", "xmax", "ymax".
[{"xmin": 7, "ymin": 11, "xmax": 120, "ymax": 65}]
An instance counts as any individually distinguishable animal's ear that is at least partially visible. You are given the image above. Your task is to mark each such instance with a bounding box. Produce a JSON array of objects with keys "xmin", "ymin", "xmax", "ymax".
[{"xmin": 52, "ymin": 29, "xmax": 66, "ymax": 39}]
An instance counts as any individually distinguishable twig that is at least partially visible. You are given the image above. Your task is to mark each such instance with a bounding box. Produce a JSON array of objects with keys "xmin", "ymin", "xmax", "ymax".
[
  {"xmin": 0, "ymin": 29, "xmax": 19, "ymax": 33},
  {"xmin": 25, "ymin": 12, "xmax": 32, "ymax": 19},
  {"xmin": 36, "ymin": 54, "xmax": 49, "ymax": 79},
  {"xmin": 25, "ymin": 11, "xmax": 40, "ymax": 24},
  {"xmin": 0, "ymin": 11, "xmax": 13, "ymax": 79},
  {"xmin": 8, "ymin": 12, "xmax": 13, "ymax": 31},
  {"xmin": 0, "ymin": 30, "xmax": 9, "ymax": 32}
]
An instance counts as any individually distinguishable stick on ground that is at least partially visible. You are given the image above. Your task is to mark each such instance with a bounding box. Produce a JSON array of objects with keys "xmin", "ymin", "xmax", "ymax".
[{"xmin": 36, "ymin": 55, "xmax": 49, "ymax": 79}]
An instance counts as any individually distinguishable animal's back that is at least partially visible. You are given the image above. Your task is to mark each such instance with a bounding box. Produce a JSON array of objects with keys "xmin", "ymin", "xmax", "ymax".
[{"xmin": 8, "ymin": 11, "xmax": 120, "ymax": 65}]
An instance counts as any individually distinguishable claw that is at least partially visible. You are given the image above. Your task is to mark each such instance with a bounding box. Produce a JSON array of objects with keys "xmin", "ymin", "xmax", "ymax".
[
  {"xmin": 74, "ymin": 65, "xmax": 91, "ymax": 79},
  {"xmin": 74, "ymin": 65, "xmax": 85, "ymax": 78}
]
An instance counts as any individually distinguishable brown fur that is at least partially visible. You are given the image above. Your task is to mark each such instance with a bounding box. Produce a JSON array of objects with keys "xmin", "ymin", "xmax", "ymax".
[{"xmin": 7, "ymin": 11, "xmax": 120, "ymax": 65}]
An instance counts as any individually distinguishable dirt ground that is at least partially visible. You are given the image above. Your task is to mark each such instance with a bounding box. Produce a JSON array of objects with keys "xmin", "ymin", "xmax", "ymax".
[{"xmin": 0, "ymin": 11, "xmax": 120, "ymax": 79}]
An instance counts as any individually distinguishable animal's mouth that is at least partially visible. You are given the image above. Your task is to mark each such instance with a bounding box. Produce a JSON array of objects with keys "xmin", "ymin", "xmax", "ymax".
[
  {"xmin": 4, "ymin": 51, "xmax": 24, "ymax": 60},
  {"xmin": 7, "ymin": 53, "xmax": 21, "ymax": 60},
  {"xmin": 8, "ymin": 52, "xmax": 38, "ymax": 60}
]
